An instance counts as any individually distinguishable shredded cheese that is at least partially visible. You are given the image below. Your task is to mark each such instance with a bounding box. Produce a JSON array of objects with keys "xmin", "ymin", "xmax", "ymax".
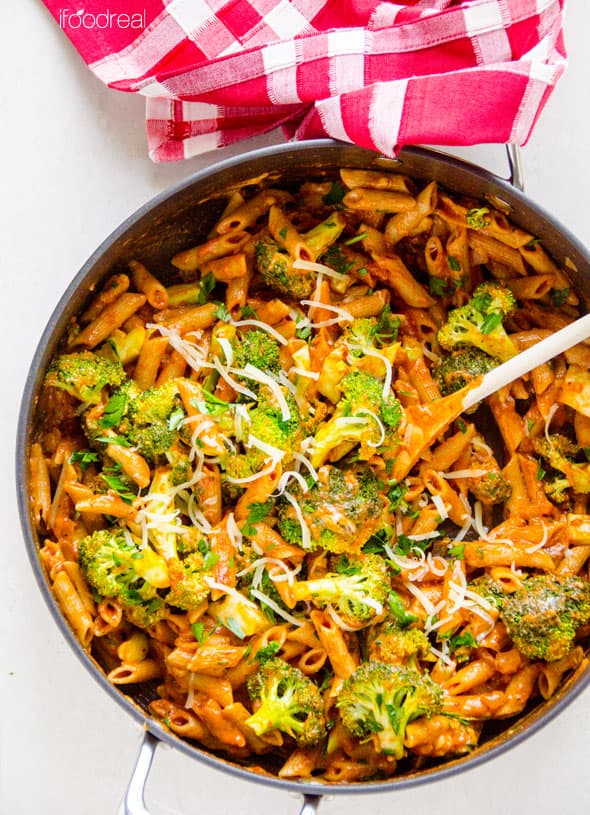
[
  {"xmin": 226, "ymin": 512, "xmax": 243, "ymax": 552},
  {"xmin": 149, "ymin": 324, "xmax": 209, "ymax": 372},
  {"xmin": 544, "ymin": 403, "xmax": 560, "ymax": 441},
  {"xmin": 216, "ymin": 336, "xmax": 234, "ymax": 366},
  {"xmin": 355, "ymin": 346, "xmax": 394, "ymax": 399},
  {"xmin": 356, "ymin": 408, "xmax": 386, "ymax": 447},
  {"xmin": 453, "ymin": 517, "xmax": 474, "ymax": 542},
  {"xmin": 430, "ymin": 492, "xmax": 448, "ymax": 521},
  {"xmin": 213, "ymin": 356, "xmax": 257, "ymax": 401},
  {"xmin": 239, "ymin": 363, "xmax": 292, "ymax": 420},
  {"xmin": 232, "ymin": 319, "xmax": 288, "ymax": 345},
  {"xmin": 405, "ymin": 533, "xmax": 439, "ymax": 544},
  {"xmin": 293, "ymin": 451, "xmax": 319, "ymax": 483},
  {"xmin": 294, "ymin": 258, "xmax": 351, "ymax": 283},
  {"xmin": 274, "ymin": 470, "xmax": 310, "ymax": 495},
  {"xmin": 289, "ymin": 366, "xmax": 320, "ymax": 381},
  {"xmin": 326, "ymin": 604, "xmax": 363, "ymax": 632},
  {"xmin": 442, "ymin": 469, "xmax": 489, "ymax": 480},
  {"xmin": 250, "ymin": 589, "xmax": 305, "ymax": 627},
  {"xmin": 204, "ymin": 577, "xmax": 259, "ymax": 608},
  {"xmin": 472, "ymin": 500, "xmax": 490, "ymax": 540},
  {"xmin": 429, "ymin": 642, "xmax": 455, "ymax": 668},
  {"xmin": 300, "ymin": 300, "xmax": 355, "ymax": 324},
  {"xmin": 247, "ymin": 432, "xmax": 286, "ymax": 462},
  {"xmin": 282, "ymin": 490, "xmax": 312, "ymax": 549},
  {"xmin": 525, "ymin": 522, "xmax": 549, "ymax": 553}
]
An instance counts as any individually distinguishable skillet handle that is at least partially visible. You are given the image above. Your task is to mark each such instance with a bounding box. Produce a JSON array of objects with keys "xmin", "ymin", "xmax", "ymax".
[
  {"xmin": 123, "ymin": 730, "xmax": 158, "ymax": 815},
  {"xmin": 505, "ymin": 143, "xmax": 524, "ymax": 192},
  {"xmin": 123, "ymin": 730, "xmax": 324, "ymax": 815},
  {"xmin": 299, "ymin": 794, "xmax": 323, "ymax": 815}
]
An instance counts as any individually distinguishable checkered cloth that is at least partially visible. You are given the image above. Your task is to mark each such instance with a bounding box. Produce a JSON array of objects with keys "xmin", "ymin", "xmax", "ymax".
[{"xmin": 42, "ymin": 0, "xmax": 567, "ymax": 162}]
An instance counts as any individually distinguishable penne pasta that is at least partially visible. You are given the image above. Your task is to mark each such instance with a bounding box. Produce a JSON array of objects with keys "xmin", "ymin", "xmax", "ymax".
[{"xmin": 31, "ymin": 163, "xmax": 590, "ymax": 785}]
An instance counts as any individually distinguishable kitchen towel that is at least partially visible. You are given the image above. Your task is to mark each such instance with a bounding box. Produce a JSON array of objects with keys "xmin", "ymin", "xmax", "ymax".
[{"xmin": 42, "ymin": 0, "xmax": 567, "ymax": 161}]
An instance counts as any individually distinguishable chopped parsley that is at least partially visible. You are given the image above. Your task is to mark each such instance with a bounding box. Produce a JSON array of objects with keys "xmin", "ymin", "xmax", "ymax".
[
  {"xmin": 447, "ymin": 255, "xmax": 461, "ymax": 273},
  {"xmin": 98, "ymin": 391, "xmax": 127, "ymax": 429},
  {"xmin": 197, "ymin": 272, "xmax": 216, "ymax": 305},
  {"xmin": 69, "ymin": 450, "xmax": 100, "ymax": 470},
  {"xmin": 242, "ymin": 501, "xmax": 274, "ymax": 537}
]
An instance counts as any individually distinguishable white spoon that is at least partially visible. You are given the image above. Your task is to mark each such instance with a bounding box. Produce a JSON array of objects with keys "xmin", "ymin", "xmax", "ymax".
[{"xmin": 462, "ymin": 312, "xmax": 590, "ymax": 410}]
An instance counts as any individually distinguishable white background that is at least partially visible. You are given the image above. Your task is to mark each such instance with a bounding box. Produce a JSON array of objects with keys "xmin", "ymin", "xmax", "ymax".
[{"xmin": 2, "ymin": 2, "xmax": 590, "ymax": 813}]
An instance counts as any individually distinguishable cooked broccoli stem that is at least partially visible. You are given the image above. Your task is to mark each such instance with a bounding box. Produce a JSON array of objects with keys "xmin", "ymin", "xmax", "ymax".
[
  {"xmin": 304, "ymin": 212, "xmax": 347, "ymax": 259},
  {"xmin": 293, "ymin": 553, "xmax": 390, "ymax": 626},
  {"xmin": 337, "ymin": 661, "xmax": 443, "ymax": 758},
  {"xmin": 246, "ymin": 657, "xmax": 327, "ymax": 746}
]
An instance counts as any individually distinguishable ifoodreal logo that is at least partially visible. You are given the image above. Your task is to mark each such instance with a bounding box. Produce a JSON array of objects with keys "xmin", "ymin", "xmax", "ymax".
[{"xmin": 59, "ymin": 8, "xmax": 146, "ymax": 30}]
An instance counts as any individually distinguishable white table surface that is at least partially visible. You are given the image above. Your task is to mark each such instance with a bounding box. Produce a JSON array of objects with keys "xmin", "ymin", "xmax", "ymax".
[{"xmin": 3, "ymin": 3, "xmax": 590, "ymax": 813}]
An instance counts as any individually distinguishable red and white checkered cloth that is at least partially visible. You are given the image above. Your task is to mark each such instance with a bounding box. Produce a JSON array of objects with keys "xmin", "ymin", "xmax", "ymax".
[{"xmin": 42, "ymin": 0, "xmax": 567, "ymax": 162}]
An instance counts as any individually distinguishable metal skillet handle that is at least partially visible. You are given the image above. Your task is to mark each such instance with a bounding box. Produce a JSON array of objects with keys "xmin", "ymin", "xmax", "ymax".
[
  {"xmin": 123, "ymin": 730, "xmax": 323, "ymax": 815},
  {"xmin": 505, "ymin": 143, "xmax": 524, "ymax": 192}
]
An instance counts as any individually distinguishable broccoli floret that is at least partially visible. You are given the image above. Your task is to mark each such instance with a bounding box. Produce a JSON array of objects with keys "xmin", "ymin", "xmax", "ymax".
[
  {"xmin": 533, "ymin": 435, "xmax": 590, "ymax": 495},
  {"xmin": 221, "ymin": 389, "xmax": 302, "ymax": 479},
  {"xmin": 337, "ymin": 661, "xmax": 443, "ymax": 758},
  {"xmin": 437, "ymin": 281, "xmax": 518, "ymax": 361},
  {"xmin": 501, "ymin": 574, "xmax": 590, "ymax": 662},
  {"xmin": 343, "ymin": 308, "xmax": 401, "ymax": 351},
  {"xmin": 84, "ymin": 379, "xmax": 186, "ymax": 464},
  {"xmin": 465, "ymin": 207, "xmax": 491, "ymax": 229},
  {"xmin": 433, "ymin": 348, "xmax": 498, "ymax": 396},
  {"xmin": 250, "ymin": 392, "xmax": 301, "ymax": 454},
  {"xmin": 123, "ymin": 380, "xmax": 184, "ymax": 462},
  {"xmin": 469, "ymin": 471, "xmax": 512, "ymax": 506},
  {"xmin": 232, "ymin": 330, "xmax": 281, "ymax": 376},
  {"xmin": 310, "ymin": 369, "xmax": 402, "ymax": 468},
  {"xmin": 124, "ymin": 597, "xmax": 168, "ymax": 629},
  {"xmin": 367, "ymin": 622, "xmax": 431, "ymax": 666},
  {"xmin": 45, "ymin": 351, "xmax": 126, "ymax": 405},
  {"xmin": 292, "ymin": 553, "xmax": 390, "ymax": 627},
  {"xmin": 277, "ymin": 464, "xmax": 386, "ymax": 553},
  {"xmin": 165, "ymin": 553, "xmax": 211, "ymax": 611},
  {"xmin": 78, "ymin": 528, "xmax": 169, "ymax": 609},
  {"xmin": 246, "ymin": 657, "xmax": 327, "ymax": 746},
  {"xmin": 467, "ymin": 575, "xmax": 507, "ymax": 610},
  {"xmin": 255, "ymin": 237, "xmax": 315, "ymax": 299},
  {"xmin": 544, "ymin": 476, "xmax": 573, "ymax": 505}
]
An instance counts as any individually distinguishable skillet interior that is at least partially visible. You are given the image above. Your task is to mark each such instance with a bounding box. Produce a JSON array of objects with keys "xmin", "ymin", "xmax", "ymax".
[{"xmin": 16, "ymin": 139, "xmax": 590, "ymax": 795}]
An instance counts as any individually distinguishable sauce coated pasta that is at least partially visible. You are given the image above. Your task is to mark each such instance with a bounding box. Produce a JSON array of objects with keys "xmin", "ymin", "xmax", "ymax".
[{"xmin": 30, "ymin": 167, "xmax": 590, "ymax": 781}]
